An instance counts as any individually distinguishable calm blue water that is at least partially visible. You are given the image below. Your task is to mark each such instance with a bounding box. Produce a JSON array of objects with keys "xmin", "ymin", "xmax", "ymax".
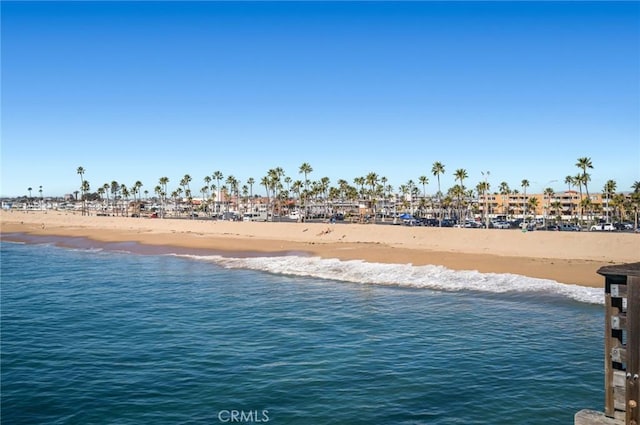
[{"xmin": 1, "ymin": 239, "xmax": 603, "ymax": 424}]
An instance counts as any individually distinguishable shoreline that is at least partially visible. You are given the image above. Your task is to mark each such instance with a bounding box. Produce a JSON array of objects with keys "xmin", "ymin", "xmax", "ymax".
[{"xmin": 2, "ymin": 210, "xmax": 638, "ymax": 288}]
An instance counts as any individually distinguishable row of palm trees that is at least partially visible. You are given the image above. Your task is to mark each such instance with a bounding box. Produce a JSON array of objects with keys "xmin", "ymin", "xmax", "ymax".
[{"xmin": 74, "ymin": 158, "xmax": 640, "ymax": 224}]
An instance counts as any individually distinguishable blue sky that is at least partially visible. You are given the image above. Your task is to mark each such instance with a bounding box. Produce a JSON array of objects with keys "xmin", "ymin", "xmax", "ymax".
[{"xmin": 2, "ymin": 1, "xmax": 639, "ymax": 197}]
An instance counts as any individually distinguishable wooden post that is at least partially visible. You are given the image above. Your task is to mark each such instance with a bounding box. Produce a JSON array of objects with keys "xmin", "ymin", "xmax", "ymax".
[
  {"xmin": 598, "ymin": 263, "xmax": 640, "ymax": 425},
  {"xmin": 627, "ymin": 275, "xmax": 639, "ymax": 425}
]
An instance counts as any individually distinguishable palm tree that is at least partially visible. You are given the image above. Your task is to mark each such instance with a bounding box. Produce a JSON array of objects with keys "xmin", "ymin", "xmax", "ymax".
[
  {"xmin": 129, "ymin": 183, "xmax": 139, "ymax": 216},
  {"xmin": 130, "ymin": 181, "xmax": 143, "ymax": 216},
  {"xmin": 431, "ymin": 161, "xmax": 445, "ymax": 225},
  {"xmin": 366, "ymin": 172, "xmax": 379, "ymax": 222},
  {"xmin": 521, "ymin": 179, "xmax": 530, "ymax": 219},
  {"xmin": 261, "ymin": 176, "xmax": 271, "ymax": 217},
  {"xmin": 405, "ymin": 179, "xmax": 416, "ymax": 214},
  {"xmin": 77, "ymin": 166, "xmax": 86, "ymax": 215},
  {"xmin": 199, "ymin": 186, "xmax": 208, "ymax": 213},
  {"xmin": 310, "ymin": 181, "xmax": 321, "ymax": 215},
  {"xmin": 580, "ymin": 197, "xmax": 592, "ymax": 222},
  {"xmin": 247, "ymin": 177, "xmax": 255, "ymax": 213},
  {"xmin": 97, "ymin": 186, "xmax": 105, "ymax": 207},
  {"xmin": 418, "ymin": 175, "xmax": 429, "ymax": 210},
  {"xmin": 551, "ymin": 200, "xmax": 563, "ymax": 221},
  {"xmin": 564, "ymin": 175, "xmax": 573, "ymax": 192},
  {"xmin": 336, "ymin": 179, "xmax": 348, "ymax": 203},
  {"xmin": 608, "ymin": 193, "xmax": 624, "ymax": 223},
  {"xmin": 225, "ymin": 175, "xmax": 238, "ymax": 216},
  {"xmin": 212, "ymin": 171, "xmax": 223, "ymax": 215},
  {"xmin": 576, "ymin": 157, "xmax": 593, "ymax": 221},
  {"xmin": 576, "ymin": 157, "xmax": 593, "ymax": 198},
  {"xmin": 291, "ymin": 180, "xmax": 303, "ymax": 214},
  {"xmin": 476, "ymin": 180, "xmax": 490, "ymax": 226},
  {"xmin": 154, "ymin": 184, "xmax": 162, "ymax": 211},
  {"xmin": 120, "ymin": 184, "xmax": 130, "ymax": 216},
  {"xmin": 241, "ymin": 185, "xmax": 249, "ymax": 212},
  {"xmin": 366, "ymin": 173, "xmax": 378, "ymax": 197},
  {"xmin": 272, "ymin": 167, "xmax": 285, "ymax": 219},
  {"xmin": 27, "ymin": 187, "xmax": 33, "ymax": 208},
  {"xmin": 180, "ymin": 174, "xmax": 193, "ymax": 218},
  {"xmin": 353, "ymin": 176, "xmax": 365, "ymax": 201},
  {"xmin": 631, "ymin": 181, "xmax": 640, "ymax": 229},
  {"xmin": 299, "ymin": 163, "xmax": 313, "ymax": 218},
  {"xmin": 527, "ymin": 197, "xmax": 539, "ymax": 216},
  {"xmin": 449, "ymin": 184, "xmax": 465, "ymax": 223},
  {"xmin": 603, "ymin": 179, "xmax": 617, "ymax": 222},
  {"xmin": 543, "ymin": 187, "xmax": 555, "ymax": 225},
  {"xmin": 230, "ymin": 178, "xmax": 238, "ymax": 212},
  {"xmin": 81, "ymin": 180, "xmax": 90, "ymax": 214},
  {"xmin": 454, "ymin": 169, "xmax": 468, "ymax": 223},
  {"xmin": 102, "ymin": 183, "xmax": 110, "ymax": 214},
  {"xmin": 203, "ymin": 176, "xmax": 212, "ymax": 215},
  {"xmin": 399, "ymin": 184, "xmax": 409, "ymax": 214},
  {"xmin": 171, "ymin": 189, "xmax": 181, "ymax": 214},
  {"xmin": 134, "ymin": 181, "xmax": 143, "ymax": 202},
  {"xmin": 159, "ymin": 177, "xmax": 169, "ymax": 218},
  {"xmin": 319, "ymin": 176, "xmax": 331, "ymax": 219},
  {"xmin": 564, "ymin": 175, "xmax": 575, "ymax": 221},
  {"xmin": 267, "ymin": 169, "xmax": 281, "ymax": 219},
  {"xmin": 411, "ymin": 185, "xmax": 420, "ymax": 215},
  {"xmin": 110, "ymin": 181, "xmax": 120, "ymax": 216},
  {"xmin": 209, "ymin": 183, "xmax": 218, "ymax": 208},
  {"xmin": 574, "ymin": 173, "xmax": 585, "ymax": 222},
  {"xmin": 328, "ymin": 186, "xmax": 340, "ymax": 215},
  {"xmin": 499, "ymin": 182, "xmax": 510, "ymax": 218},
  {"xmin": 284, "ymin": 176, "xmax": 292, "ymax": 194}
]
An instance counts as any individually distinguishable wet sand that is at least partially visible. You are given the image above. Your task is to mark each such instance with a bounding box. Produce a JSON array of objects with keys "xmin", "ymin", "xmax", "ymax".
[{"xmin": 2, "ymin": 210, "xmax": 638, "ymax": 287}]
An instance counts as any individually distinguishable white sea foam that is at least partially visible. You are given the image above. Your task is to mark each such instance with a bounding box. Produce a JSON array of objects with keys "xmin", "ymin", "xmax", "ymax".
[{"xmin": 174, "ymin": 254, "xmax": 604, "ymax": 305}]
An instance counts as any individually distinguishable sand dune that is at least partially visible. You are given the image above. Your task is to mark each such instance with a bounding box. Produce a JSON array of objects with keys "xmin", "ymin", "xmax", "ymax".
[{"xmin": 2, "ymin": 210, "xmax": 638, "ymax": 287}]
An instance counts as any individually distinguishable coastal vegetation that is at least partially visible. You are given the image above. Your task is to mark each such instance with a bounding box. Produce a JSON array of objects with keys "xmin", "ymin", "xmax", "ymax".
[{"xmin": 9, "ymin": 158, "xmax": 640, "ymax": 227}]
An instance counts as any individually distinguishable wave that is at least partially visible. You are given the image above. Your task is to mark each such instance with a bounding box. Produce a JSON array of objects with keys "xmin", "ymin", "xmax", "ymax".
[
  {"xmin": 3, "ymin": 236, "xmax": 603, "ymax": 305},
  {"xmin": 172, "ymin": 254, "xmax": 604, "ymax": 305}
]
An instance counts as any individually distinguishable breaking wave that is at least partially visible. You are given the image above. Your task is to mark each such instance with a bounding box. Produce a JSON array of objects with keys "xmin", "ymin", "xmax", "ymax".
[{"xmin": 174, "ymin": 254, "xmax": 604, "ymax": 305}]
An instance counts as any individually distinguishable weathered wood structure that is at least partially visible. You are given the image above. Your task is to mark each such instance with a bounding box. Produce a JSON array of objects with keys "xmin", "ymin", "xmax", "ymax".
[
  {"xmin": 600, "ymin": 263, "xmax": 640, "ymax": 424},
  {"xmin": 576, "ymin": 262, "xmax": 640, "ymax": 425}
]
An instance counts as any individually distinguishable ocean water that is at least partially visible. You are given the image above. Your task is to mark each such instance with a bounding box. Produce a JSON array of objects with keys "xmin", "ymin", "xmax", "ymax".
[{"xmin": 1, "ymin": 238, "xmax": 604, "ymax": 424}]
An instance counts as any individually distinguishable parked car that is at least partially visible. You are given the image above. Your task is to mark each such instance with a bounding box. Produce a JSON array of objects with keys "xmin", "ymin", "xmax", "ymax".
[
  {"xmin": 520, "ymin": 221, "xmax": 536, "ymax": 231},
  {"xmin": 218, "ymin": 212, "xmax": 240, "ymax": 221},
  {"xmin": 613, "ymin": 222, "xmax": 633, "ymax": 231},
  {"xmin": 510, "ymin": 219, "xmax": 524, "ymax": 229},
  {"xmin": 492, "ymin": 221, "xmax": 511, "ymax": 229},
  {"xmin": 243, "ymin": 212, "xmax": 269, "ymax": 222},
  {"xmin": 559, "ymin": 224, "xmax": 581, "ymax": 231},
  {"xmin": 590, "ymin": 223, "xmax": 615, "ymax": 231}
]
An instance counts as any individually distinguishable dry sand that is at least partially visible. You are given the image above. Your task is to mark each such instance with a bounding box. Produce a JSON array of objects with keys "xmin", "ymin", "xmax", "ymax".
[{"xmin": 2, "ymin": 210, "xmax": 638, "ymax": 287}]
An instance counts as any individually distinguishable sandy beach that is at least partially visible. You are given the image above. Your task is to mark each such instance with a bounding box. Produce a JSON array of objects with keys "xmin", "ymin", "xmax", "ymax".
[{"xmin": 1, "ymin": 210, "xmax": 638, "ymax": 288}]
